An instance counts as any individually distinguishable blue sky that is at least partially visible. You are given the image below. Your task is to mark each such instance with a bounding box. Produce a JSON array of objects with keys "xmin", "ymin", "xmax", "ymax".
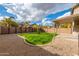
[
  {"xmin": 0, "ymin": 3, "xmax": 75, "ymax": 26},
  {"xmin": 29, "ymin": 7, "xmax": 71, "ymax": 25},
  {"xmin": 0, "ymin": 5, "xmax": 17, "ymax": 19},
  {"xmin": 45, "ymin": 8, "xmax": 71, "ymax": 21}
]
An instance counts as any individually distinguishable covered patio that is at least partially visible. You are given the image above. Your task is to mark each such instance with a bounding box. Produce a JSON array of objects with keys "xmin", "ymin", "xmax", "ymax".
[{"xmin": 53, "ymin": 14, "xmax": 79, "ymax": 34}]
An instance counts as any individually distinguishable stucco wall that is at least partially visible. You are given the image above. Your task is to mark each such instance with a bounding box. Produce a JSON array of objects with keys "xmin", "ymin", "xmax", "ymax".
[
  {"xmin": 0, "ymin": 26, "xmax": 38, "ymax": 34},
  {"xmin": 43, "ymin": 28, "xmax": 71, "ymax": 34},
  {"xmin": 43, "ymin": 28, "xmax": 55, "ymax": 33},
  {"xmin": 9, "ymin": 27, "xmax": 16, "ymax": 33},
  {"xmin": 74, "ymin": 20, "xmax": 79, "ymax": 32},
  {"xmin": 1, "ymin": 27, "xmax": 8, "ymax": 34},
  {"xmin": 57, "ymin": 28, "xmax": 71, "ymax": 34},
  {"xmin": 72, "ymin": 7, "xmax": 79, "ymax": 35},
  {"xmin": 73, "ymin": 7, "xmax": 79, "ymax": 14},
  {"xmin": 0, "ymin": 27, "xmax": 1, "ymax": 34}
]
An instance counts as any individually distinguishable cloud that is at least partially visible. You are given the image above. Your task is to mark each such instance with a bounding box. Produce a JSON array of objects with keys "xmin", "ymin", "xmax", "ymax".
[
  {"xmin": 3, "ymin": 3, "xmax": 75, "ymax": 21},
  {"xmin": 32, "ymin": 3, "xmax": 75, "ymax": 14},
  {"xmin": 0, "ymin": 17, "xmax": 3, "ymax": 20},
  {"xmin": 0, "ymin": 4, "xmax": 17, "ymax": 19},
  {"xmin": 42, "ymin": 20, "xmax": 53, "ymax": 26},
  {"xmin": 0, "ymin": 3, "xmax": 76, "ymax": 26}
]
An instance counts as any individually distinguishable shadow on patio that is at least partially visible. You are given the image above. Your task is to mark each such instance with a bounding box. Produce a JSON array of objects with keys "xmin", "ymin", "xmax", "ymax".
[{"xmin": 0, "ymin": 34, "xmax": 60, "ymax": 56}]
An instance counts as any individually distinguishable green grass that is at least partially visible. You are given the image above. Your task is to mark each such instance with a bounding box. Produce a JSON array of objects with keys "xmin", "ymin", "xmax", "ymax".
[{"xmin": 18, "ymin": 32, "xmax": 57, "ymax": 45}]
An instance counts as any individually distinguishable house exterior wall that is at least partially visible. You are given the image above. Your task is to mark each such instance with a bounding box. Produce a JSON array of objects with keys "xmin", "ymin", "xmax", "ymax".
[
  {"xmin": 73, "ymin": 20, "xmax": 79, "ymax": 35},
  {"xmin": 57, "ymin": 28, "xmax": 71, "ymax": 34},
  {"xmin": 72, "ymin": 7, "xmax": 79, "ymax": 35},
  {"xmin": 43, "ymin": 27, "xmax": 71, "ymax": 34},
  {"xmin": 73, "ymin": 7, "xmax": 79, "ymax": 14},
  {"xmin": 53, "ymin": 5, "xmax": 79, "ymax": 35}
]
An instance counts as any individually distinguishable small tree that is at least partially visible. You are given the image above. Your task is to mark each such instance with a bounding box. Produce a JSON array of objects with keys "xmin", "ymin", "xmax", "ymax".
[
  {"xmin": 32, "ymin": 24, "xmax": 41, "ymax": 34},
  {"xmin": 24, "ymin": 21, "xmax": 30, "ymax": 27},
  {"xmin": 0, "ymin": 17, "xmax": 18, "ymax": 33}
]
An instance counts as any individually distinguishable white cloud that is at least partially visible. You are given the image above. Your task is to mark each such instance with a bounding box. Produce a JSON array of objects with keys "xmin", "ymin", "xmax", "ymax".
[
  {"xmin": 7, "ymin": 8, "xmax": 15, "ymax": 14},
  {"xmin": 0, "ymin": 17, "xmax": 3, "ymax": 20},
  {"xmin": 42, "ymin": 18, "xmax": 47, "ymax": 23},
  {"xmin": 1, "ymin": 3, "xmax": 75, "ymax": 24},
  {"xmin": 21, "ymin": 3, "xmax": 32, "ymax": 10},
  {"xmin": 0, "ymin": 16, "xmax": 9, "ymax": 21},
  {"xmin": 15, "ymin": 15, "xmax": 23, "ymax": 22},
  {"xmin": 42, "ymin": 20, "xmax": 52, "ymax": 26},
  {"xmin": 26, "ymin": 16, "xmax": 32, "ymax": 21},
  {"xmin": 42, "ymin": 18, "xmax": 53, "ymax": 26}
]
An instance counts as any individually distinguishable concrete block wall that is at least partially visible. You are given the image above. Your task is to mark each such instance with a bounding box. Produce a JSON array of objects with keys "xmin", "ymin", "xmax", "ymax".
[
  {"xmin": 0, "ymin": 26, "xmax": 1, "ymax": 34},
  {"xmin": 0, "ymin": 26, "xmax": 38, "ymax": 34}
]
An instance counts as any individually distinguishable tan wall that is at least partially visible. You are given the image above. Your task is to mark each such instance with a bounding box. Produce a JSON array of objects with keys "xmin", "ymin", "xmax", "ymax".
[
  {"xmin": 0, "ymin": 26, "xmax": 72, "ymax": 34},
  {"xmin": 43, "ymin": 28, "xmax": 55, "ymax": 33},
  {"xmin": 0, "ymin": 27, "xmax": 1, "ymax": 34},
  {"xmin": 0, "ymin": 26, "xmax": 37, "ymax": 34},
  {"xmin": 73, "ymin": 7, "xmax": 79, "ymax": 14},
  {"xmin": 10, "ymin": 27, "xmax": 15, "ymax": 33},
  {"xmin": 73, "ymin": 20, "xmax": 79, "ymax": 33},
  {"xmin": 1, "ymin": 27, "xmax": 8, "ymax": 34},
  {"xmin": 17, "ymin": 27, "xmax": 22, "ymax": 33},
  {"xmin": 22, "ymin": 27, "xmax": 26, "ymax": 32},
  {"xmin": 43, "ymin": 28, "xmax": 71, "ymax": 34},
  {"xmin": 57, "ymin": 28, "xmax": 71, "ymax": 34}
]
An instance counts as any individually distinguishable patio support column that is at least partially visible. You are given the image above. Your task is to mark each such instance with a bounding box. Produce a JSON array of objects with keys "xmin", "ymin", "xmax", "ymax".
[
  {"xmin": 71, "ymin": 19, "xmax": 75, "ymax": 34},
  {"xmin": 54, "ymin": 23, "xmax": 56, "ymax": 32},
  {"xmin": 56, "ymin": 23, "xmax": 59, "ymax": 33}
]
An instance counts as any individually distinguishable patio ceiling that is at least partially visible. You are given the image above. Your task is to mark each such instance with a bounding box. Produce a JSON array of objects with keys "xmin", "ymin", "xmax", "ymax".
[{"xmin": 53, "ymin": 14, "xmax": 79, "ymax": 24}]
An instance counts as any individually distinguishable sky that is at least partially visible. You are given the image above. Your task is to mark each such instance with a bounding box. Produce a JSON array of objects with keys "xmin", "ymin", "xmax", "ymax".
[{"xmin": 0, "ymin": 3, "xmax": 76, "ymax": 26}]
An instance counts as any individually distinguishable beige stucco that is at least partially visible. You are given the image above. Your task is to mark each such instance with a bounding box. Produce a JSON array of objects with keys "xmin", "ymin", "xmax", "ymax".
[
  {"xmin": 72, "ymin": 6, "xmax": 79, "ymax": 35},
  {"xmin": 73, "ymin": 7, "xmax": 79, "ymax": 14}
]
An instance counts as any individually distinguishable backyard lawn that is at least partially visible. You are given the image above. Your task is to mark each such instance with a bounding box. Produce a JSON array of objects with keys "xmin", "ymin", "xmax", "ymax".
[{"xmin": 18, "ymin": 32, "xmax": 57, "ymax": 45}]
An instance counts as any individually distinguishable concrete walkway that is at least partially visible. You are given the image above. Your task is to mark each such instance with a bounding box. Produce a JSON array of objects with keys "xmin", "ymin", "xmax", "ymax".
[
  {"xmin": 56, "ymin": 33, "xmax": 78, "ymax": 40},
  {"xmin": 0, "ymin": 34, "xmax": 78, "ymax": 56}
]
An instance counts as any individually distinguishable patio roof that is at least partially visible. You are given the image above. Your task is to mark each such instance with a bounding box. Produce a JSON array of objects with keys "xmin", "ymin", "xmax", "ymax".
[
  {"xmin": 53, "ymin": 14, "xmax": 79, "ymax": 23},
  {"xmin": 72, "ymin": 4, "xmax": 79, "ymax": 10}
]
